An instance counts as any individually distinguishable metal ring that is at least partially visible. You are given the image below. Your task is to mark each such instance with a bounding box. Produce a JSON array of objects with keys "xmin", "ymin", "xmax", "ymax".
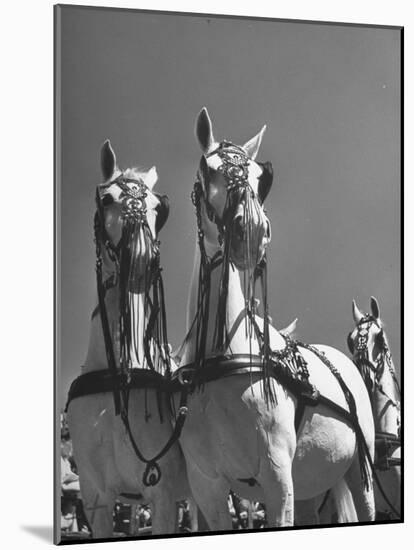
[
  {"xmin": 143, "ymin": 462, "xmax": 161, "ymax": 487},
  {"xmin": 177, "ymin": 368, "xmax": 194, "ymax": 387}
]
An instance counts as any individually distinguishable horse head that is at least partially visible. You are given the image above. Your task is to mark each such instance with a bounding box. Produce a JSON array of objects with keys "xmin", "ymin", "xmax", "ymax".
[
  {"xmin": 347, "ymin": 297, "xmax": 388, "ymax": 395},
  {"xmin": 96, "ymin": 140, "xmax": 169, "ymax": 293},
  {"xmin": 193, "ymin": 107, "xmax": 273, "ymax": 271}
]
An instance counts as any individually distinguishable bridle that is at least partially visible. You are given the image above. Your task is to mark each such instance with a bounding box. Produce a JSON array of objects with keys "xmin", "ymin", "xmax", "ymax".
[
  {"xmin": 348, "ymin": 315, "xmax": 401, "ymax": 508},
  {"xmin": 94, "ymin": 173, "xmax": 170, "ymax": 369},
  {"xmin": 195, "ymin": 141, "xmax": 273, "ymax": 244},
  {"xmin": 347, "ymin": 315, "xmax": 379, "ymax": 373},
  {"xmin": 188, "ymin": 141, "xmax": 278, "ymax": 404},
  {"xmin": 93, "ymin": 174, "xmax": 182, "ymax": 486},
  {"xmin": 348, "ymin": 315, "xmax": 401, "ymax": 423},
  {"xmin": 94, "ymin": 175, "xmax": 166, "ymax": 281},
  {"xmin": 94, "ymin": 174, "xmax": 171, "ymax": 404}
]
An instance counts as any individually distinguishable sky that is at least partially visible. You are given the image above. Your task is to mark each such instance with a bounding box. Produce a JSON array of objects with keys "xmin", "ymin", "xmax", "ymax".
[{"xmin": 56, "ymin": 6, "xmax": 401, "ymax": 408}]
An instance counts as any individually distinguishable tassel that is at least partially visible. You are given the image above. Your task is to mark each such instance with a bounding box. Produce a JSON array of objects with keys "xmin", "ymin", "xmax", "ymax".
[{"xmin": 117, "ymin": 219, "xmax": 171, "ymax": 377}]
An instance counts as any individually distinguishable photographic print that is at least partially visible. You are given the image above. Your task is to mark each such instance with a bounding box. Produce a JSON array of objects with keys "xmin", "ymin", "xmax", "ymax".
[{"xmin": 54, "ymin": 4, "xmax": 402, "ymax": 544}]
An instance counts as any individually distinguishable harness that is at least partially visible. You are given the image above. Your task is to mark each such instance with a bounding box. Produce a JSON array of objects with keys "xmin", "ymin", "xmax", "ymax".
[
  {"xmin": 191, "ymin": 141, "xmax": 276, "ymax": 403},
  {"xmin": 67, "ymin": 175, "xmax": 188, "ymax": 487},
  {"xmin": 173, "ymin": 338, "xmax": 372, "ymax": 490},
  {"xmin": 349, "ymin": 315, "xmax": 401, "ymax": 518},
  {"xmin": 349, "ymin": 315, "xmax": 401, "ymax": 465},
  {"xmin": 173, "ymin": 142, "xmax": 377, "ymax": 494}
]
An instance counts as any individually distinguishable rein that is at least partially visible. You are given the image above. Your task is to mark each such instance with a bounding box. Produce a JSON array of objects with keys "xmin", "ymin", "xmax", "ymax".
[{"xmin": 91, "ymin": 174, "xmax": 187, "ymax": 486}]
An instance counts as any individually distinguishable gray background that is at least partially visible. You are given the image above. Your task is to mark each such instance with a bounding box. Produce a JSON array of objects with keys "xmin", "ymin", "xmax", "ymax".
[{"xmin": 58, "ymin": 7, "xmax": 401, "ymax": 407}]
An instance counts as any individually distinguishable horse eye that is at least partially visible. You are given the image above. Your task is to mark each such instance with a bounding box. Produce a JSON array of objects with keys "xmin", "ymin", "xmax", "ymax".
[{"xmin": 102, "ymin": 194, "xmax": 114, "ymax": 207}]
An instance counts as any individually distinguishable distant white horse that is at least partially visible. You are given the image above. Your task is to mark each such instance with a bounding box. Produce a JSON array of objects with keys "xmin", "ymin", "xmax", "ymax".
[
  {"xmin": 173, "ymin": 108, "xmax": 375, "ymax": 529},
  {"xmin": 348, "ymin": 297, "xmax": 401, "ymax": 519},
  {"xmin": 67, "ymin": 141, "xmax": 194, "ymax": 538},
  {"xmin": 302, "ymin": 297, "xmax": 401, "ymax": 524}
]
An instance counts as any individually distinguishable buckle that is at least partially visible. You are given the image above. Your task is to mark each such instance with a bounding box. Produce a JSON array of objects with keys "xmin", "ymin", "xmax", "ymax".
[
  {"xmin": 300, "ymin": 385, "xmax": 320, "ymax": 406},
  {"xmin": 176, "ymin": 367, "xmax": 195, "ymax": 387}
]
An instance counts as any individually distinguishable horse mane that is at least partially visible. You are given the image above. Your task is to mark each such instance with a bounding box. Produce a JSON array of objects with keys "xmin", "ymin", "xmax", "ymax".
[
  {"xmin": 100, "ymin": 167, "xmax": 148, "ymax": 187},
  {"xmin": 116, "ymin": 166, "xmax": 144, "ymax": 183},
  {"xmin": 123, "ymin": 166, "xmax": 148, "ymax": 181}
]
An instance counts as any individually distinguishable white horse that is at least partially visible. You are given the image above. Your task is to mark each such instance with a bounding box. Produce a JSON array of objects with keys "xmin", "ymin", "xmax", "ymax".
[
  {"xmin": 303, "ymin": 297, "xmax": 402, "ymax": 524},
  {"xmin": 66, "ymin": 140, "xmax": 194, "ymax": 538},
  {"xmin": 348, "ymin": 297, "xmax": 401, "ymax": 519},
  {"xmin": 173, "ymin": 108, "xmax": 376, "ymax": 529}
]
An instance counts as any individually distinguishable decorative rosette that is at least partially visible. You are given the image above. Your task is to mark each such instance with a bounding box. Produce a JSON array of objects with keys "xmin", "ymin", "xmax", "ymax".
[
  {"xmin": 217, "ymin": 149, "xmax": 250, "ymax": 191},
  {"xmin": 118, "ymin": 181, "xmax": 148, "ymax": 223}
]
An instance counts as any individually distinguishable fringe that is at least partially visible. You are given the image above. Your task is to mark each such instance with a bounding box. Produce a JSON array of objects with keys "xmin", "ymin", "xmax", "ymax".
[{"xmin": 117, "ymin": 219, "xmax": 170, "ymax": 378}]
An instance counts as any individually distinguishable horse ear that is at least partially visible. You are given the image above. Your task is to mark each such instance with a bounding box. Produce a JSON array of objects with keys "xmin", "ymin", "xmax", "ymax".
[
  {"xmin": 242, "ymin": 125, "xmax": 266, "ymax": 160},
  {"xmin": 154, "ymin": 193, "xmax": 170, "ymax": 233},
  {"xmin": 144, "ymin": 166, "xmax": 158, "ymax": 190},
  {"xmin": 280, "ymin": 318, "xmax": 298, "ymax": 337},
  {"xmin": 257, "ymin": 161, "xmax": 273, "ymax": 203},
  {"xmin": 101, "ymin": 139, "xmax": 116, "ymax": 182},
  {"xmin": 370, "ymin": 296, "xmax": 380, "ymax": 319},
  {"xmin": 195, "ymin": 107, "xmax": 216, "ymax": 155},
  {"xmin": 352, "ymin": 299, "xmax": 364, "ymax": 325},
  {"xmin": 347, "ymin": 332, "xmax": 355, "ymax": 355}
]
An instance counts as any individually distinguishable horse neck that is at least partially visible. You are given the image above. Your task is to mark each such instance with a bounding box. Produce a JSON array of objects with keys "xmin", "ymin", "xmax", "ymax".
[
  {"xmin": 181, "ymin": 241, "xmax": 261, "ymax": 365},
  {"xmin": 373, "ymin": 351, "xmax": 400, "ymax": 436},
  {"xmin": 83, "ymin": 284, "xmax": 147, "ymax": 373}
]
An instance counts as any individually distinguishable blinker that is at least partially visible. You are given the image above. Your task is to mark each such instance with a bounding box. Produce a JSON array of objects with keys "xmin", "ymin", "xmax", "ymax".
[
  {"xmin": 347, "ymin": 332, "xmax": 354, "ymax": 354},
  {"xmin": 154, "ymin": 193, "xmax": 170, "ymax": 233},
  {"xmin": 258, "ymin": 161, "xmax": 274, "ymax": 203},
  {"xmin": 102, "ymin": 194, "xmax": 114, "ymax": 207}
]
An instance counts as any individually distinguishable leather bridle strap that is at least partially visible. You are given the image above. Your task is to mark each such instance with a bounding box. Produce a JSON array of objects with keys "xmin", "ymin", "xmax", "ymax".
[
  {"xmin": 91, "ymin": 274, "xmax": 117, "ymax": 320},
  {"xmin": 172, "ymin": 250, "xmax": 223, "ymax": 364},
  {"xmin": 95, "ymin": 188, "xmax": 121, "ymax": 261},
  {"xmin": 96, "ymin": 249, "xmax": 121, "ymax": 416},
  {"xmin": 94, "ymin": 184, "xmax": 130, "ymax": 417},
  {"xmin": 93, "ymin": 176, "xmax": 156, "ymax": 415}
]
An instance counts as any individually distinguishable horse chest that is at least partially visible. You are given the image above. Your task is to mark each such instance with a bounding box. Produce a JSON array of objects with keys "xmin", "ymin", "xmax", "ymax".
[{"xmin": 181, "ymin": 382, "xmax": 266, "ymax": 477}]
